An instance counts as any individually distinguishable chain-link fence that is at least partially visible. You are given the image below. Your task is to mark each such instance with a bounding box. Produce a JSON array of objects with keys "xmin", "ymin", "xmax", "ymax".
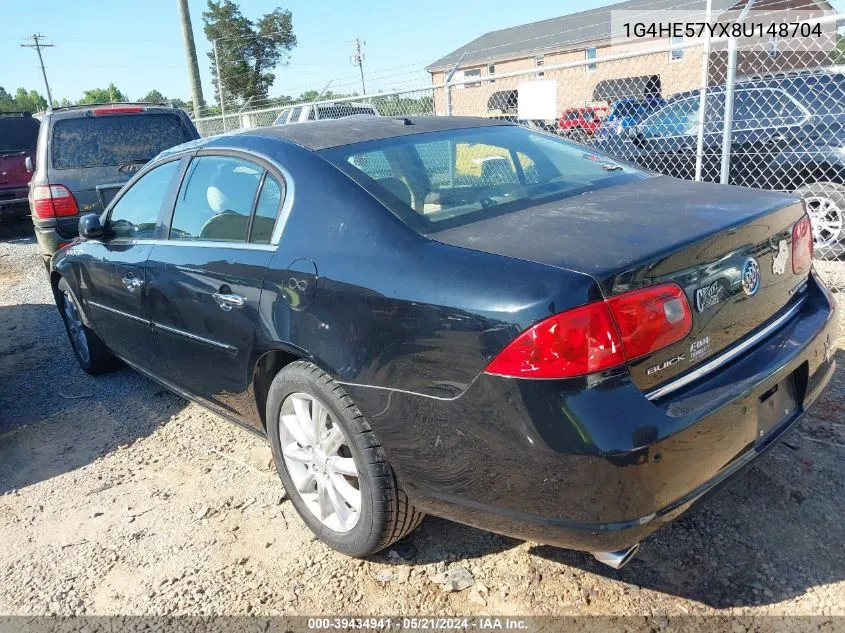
[{"xmin": 192, "ymin": 12, "xmax": 845, "ymax": 290}]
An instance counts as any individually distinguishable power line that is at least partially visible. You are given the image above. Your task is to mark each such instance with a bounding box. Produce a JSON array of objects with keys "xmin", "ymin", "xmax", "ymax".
[{"xmin": 20, "ymin": 33, "xmax": 54, "ymax": 106}]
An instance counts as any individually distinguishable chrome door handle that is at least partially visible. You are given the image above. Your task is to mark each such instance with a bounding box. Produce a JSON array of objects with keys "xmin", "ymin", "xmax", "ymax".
[
  {"xmin": 212, "ymin": 292, "xmax": 245, "ymax": 311},
  {"xmin": 121, "ymin": 275, "xmax": 144, "ymax": 292}
]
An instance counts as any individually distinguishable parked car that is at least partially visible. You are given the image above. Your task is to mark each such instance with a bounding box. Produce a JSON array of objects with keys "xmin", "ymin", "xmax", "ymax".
[
  {"xmin": 0, "ymin": 112, "xmax": 39, "ymax": 221},
  {"xmin": 593, "ymin": 71, "xmax": 845, "ymax": 258},
  {"xmin": 558, "ymin": 106, "xmax": 607, "ymax": 141},
  {"xmin": 51, "ymin": 116, "xmax": 837, "ymax": 568},
  {"xmin": 29, "ymin": 103, "xmax": 199, "ymax": 266},
  {"xmin": 596, "ymin": 97, "xmax": 667, "ymax": 138},
  {"xmin": 273, "ymin": 101, "xmax": 380, "ymax": 125}
]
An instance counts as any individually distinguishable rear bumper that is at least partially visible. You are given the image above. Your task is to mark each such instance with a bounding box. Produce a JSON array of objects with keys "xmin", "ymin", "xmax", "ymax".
[
  {"xmin": 345, "ymin": 272, "xmax": 838, "ymax": 553},
  {"xmin": 33, "ymin": 216, "xmax": 79, "ymax": 257}
]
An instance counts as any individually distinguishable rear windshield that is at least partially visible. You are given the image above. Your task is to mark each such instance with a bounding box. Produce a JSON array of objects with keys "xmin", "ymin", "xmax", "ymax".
[
  {"xmin": 0, "ymin": 117, "xmax": 40, "ymax": 152},
  {"xmin": 51, "ymin": 114, "xmax": 192, "ymax": 169},
  {"xmin": 321, "ymin": 125, "xmax": 645, "ymax": 231}
]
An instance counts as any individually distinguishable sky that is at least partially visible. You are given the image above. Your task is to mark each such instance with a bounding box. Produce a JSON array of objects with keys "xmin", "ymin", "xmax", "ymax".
[{"xmin": 2, "ymin": 0, "xmax": 844, "ymax": 112}]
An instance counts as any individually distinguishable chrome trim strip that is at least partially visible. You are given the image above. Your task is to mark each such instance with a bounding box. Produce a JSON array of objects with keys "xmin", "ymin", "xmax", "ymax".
[
  {"xmin": 110, "ymin": 239, "xmax": 276, "ymax": 251},
  {"xmin": 646, "ymin": 299, "xmax": 806, "ymax": 401},
  {"xmin": 88, "ymin": 301, "xmax": 150, "ymax": 325},
  {"xmin": 269, "ymin": 162, "xmax": 295, "ymax": 246},
  {"xmin": 153, "ymin": 321, "xmax": 238, "ymax": 353}
]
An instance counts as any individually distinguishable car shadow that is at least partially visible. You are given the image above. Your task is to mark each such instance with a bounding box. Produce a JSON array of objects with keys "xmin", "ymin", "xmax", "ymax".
[
  {"xmin": 530, "ymin": 349, "xmax": 845, "ymax": 608},
  {"xmin": 0, "ymin": 302, "xmax": 186, "ymax": 494},
  {"xmin": 0, "ymin": 216, "xmax": 34, "ymax": 242}
]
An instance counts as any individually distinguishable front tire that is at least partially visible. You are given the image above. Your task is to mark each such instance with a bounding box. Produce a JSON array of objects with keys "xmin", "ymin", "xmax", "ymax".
[
  {"xmin": 795, "ymin": 181, "xmax": 845, "ymax": 261},
  {"xmin": 266, "ymin": 361, "xmax": 423, "ymax": 557},
  {"xmin": 56, "ymin": 278, "xmax": 118, "ymax": 375}
]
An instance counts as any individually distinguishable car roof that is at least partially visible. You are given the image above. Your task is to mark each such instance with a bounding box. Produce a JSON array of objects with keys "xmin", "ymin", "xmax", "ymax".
[{"xmin": 239, "ymin": 115, "xmax": 510, "ymax": 150}]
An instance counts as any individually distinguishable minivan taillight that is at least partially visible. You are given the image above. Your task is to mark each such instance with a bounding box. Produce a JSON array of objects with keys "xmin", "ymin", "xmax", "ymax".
[
  {"xmin": 792, "ymin": 214, "xmax": 813, "ymax": 274},
  {"xmin": 31, "ymin": 184, "xmax": 79, "ymax": 219},
  {"xmin": 485, "ymin": 283, "xmax": 692, "ymax": 379}
]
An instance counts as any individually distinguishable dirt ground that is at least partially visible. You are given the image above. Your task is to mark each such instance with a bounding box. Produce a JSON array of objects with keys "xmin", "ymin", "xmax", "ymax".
[{"xmin": 1, "ymin": 217, "xmax": 844, "ymax": 618}]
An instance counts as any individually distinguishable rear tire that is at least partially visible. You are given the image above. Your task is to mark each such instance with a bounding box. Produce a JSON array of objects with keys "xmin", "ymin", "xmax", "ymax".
[
  {"xmin": 266, "ymin": 361, "xmax": 423, "ymax": 557},
  {"xmin": 795, "ymin": 182, "xmax": 845, "ymax": 261},
  {"xmin": 56, "ymin": 278, "xmax": 118, "ymax": 375}
]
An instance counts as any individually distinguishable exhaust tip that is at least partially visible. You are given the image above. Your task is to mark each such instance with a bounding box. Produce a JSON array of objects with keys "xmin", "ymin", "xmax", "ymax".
[{"xmin": 592, "ymin": 543, "xmax": 640, "ymax": 570}]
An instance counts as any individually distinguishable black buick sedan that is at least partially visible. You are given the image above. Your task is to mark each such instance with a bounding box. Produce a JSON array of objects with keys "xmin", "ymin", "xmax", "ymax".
[{"xmin": 50, "ymin": 116, "xmax": 837, "ymax": 569}]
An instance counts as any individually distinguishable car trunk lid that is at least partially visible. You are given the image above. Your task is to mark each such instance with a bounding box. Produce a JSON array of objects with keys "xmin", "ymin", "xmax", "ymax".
[{"xmin": 430, "ymin": 176, "xmax": 810, "ymax": 393}]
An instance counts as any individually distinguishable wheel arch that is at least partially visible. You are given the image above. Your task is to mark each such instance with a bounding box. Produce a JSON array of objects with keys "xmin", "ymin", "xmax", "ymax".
[{"xmin": 250, "ymin": 345, "xmax": 341, "ymax": 431}]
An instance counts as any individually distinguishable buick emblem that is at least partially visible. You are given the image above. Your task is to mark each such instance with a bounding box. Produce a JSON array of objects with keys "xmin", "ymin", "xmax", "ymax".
[{"xmin": 741, "ymin": 257, "xmax": 761, "ymax": 296}]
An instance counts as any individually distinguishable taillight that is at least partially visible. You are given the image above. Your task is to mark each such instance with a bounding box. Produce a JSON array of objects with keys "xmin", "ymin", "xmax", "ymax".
[
  {"xmin": 792, "ymin": 214, "xmax": 813, "ymax": 274},
  {"xmin": 485, "ymin": 283, "xmax": 692, "ymax": 379},
  {"xmin": 606, "ymin": 283, "xmax": 692, "ymax": 361},
  {"xmin": 31, "ymin": 184, "xmax": 79, "ymax": 219},
  {"xmin": 92, "ymin": 107, "xmax": 144, "ymax": 115}
]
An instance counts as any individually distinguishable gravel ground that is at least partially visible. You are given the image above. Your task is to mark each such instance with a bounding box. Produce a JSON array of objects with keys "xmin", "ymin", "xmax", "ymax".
[{"xmin": 1, "ymin": 217, "xmax": 844, "ymax": 618}]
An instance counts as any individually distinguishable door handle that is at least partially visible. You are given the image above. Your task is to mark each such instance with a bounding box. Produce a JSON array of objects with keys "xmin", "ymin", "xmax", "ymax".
[
  {"xmin": 212, "ymin": 292, "xmax": 245, "ymax": 311},
  {"xmin": 121, "ymin": 274, "xmax": 144, "ymax": 292}
]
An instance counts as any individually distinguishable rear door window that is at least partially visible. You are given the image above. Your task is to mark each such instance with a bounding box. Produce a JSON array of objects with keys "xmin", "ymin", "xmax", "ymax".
[
  {"xmin": 0, "ymin": 117, "xmax": 40, "ymax": 152},
  {"xmin": 51, "ymin": 114, "xmax": 192, "ymax": 169}
]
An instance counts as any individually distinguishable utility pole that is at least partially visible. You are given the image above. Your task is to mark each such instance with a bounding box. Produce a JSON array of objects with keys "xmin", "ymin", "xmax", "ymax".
[
  {"xmin": 20, "ymin": 34, "xmax": 54, "ymax": 108},
  {"xmin": 176, "ymin": 0, "xmax": 206, "ymax": 118},
  {"xmin": 213, "ymin": 39, "xmax": 226, "ymax": 129},
  {"xmin": 351, "ymin": 39, "xmax": 366, "ymax": 95}
]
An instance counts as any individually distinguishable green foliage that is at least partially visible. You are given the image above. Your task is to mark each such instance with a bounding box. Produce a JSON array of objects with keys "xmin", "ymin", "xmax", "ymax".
[
  {"xmin": 79, "ymin": 83, "xmax": 127, "ymax": 104},
  {"xmin": 371, "ymin": 94, "xmax": 434, "ymax": 116},
  {"xmin": 0, "ymin": 86, "xmax": 49, "ymax": 113},
  {"xmin": 203, "ymin": 0, "xmax": 297, "ymax": 105},
  {"xmin": 140, "ymin": 90, "xmax": 167, "ymax": 103},
  {"xmin": 836, "ymin": 34, "xmax": 845, "ymax": 65}
]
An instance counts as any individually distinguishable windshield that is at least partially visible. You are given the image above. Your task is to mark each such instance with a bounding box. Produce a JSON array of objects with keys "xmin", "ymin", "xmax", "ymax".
[
  {"xmin": 322, "ymin": 125, "xmax": 646, "ymax": 231},
  {"xmin": 51, "ymin": 113, "xmax": 192, "ymax": 169},
  {"xmin": 0, "ymin": 117, "xmax": 40, "ymax": 152}
]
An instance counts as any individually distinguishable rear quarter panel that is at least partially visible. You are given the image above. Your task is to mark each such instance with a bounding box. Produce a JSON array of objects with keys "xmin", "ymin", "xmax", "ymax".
[{"xmin": 251, "ymin": 137, "xmax": 602, "ymax": 399}]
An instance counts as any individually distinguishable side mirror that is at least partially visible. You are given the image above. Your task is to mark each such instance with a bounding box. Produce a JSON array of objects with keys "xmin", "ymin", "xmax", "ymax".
[
  {"xmin": 78, "ymin": 213, "xmax": 104, "ymax": 240},
  {"xmin": 25, "ymin": 156, "xmax": 34, "ymax": 173}
]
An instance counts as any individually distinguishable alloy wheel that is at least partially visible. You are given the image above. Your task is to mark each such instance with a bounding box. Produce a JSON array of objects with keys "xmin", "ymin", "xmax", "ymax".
[
  {"xmin": 278, "ymin": 392, "xmax": 361, "ymax": 532},
  {"xmin": 62, "ymin": 291, "xmax": 90, "ymax": 365},
  {"xmin": 804, "ymin": 195, "xmax": 844, "ymax": 248}
]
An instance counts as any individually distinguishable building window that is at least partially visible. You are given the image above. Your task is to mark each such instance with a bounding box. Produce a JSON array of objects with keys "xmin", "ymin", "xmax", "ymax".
[
  {"xmin": 462, "ymin": 68, "xmax": 481, "ymax": 88},
  {"xmin": 535, "ymin": 55, "xmax": 545, "ymax": 77},
  {"xmin": 585, "ymin": 48, "xmax": 597, "ymax": 72},
  {"xmin": 670, "ymin": 35, "xmax": 684, "ymax": 61},
  {"xmin": 488, "ymin": 64, "xmax": 496, "ymax": 83}
]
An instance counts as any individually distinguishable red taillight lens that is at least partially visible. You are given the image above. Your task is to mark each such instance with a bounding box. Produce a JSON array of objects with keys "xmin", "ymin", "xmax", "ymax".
[
  {"xmin": 485, "ymin": 301, "xmax": 625, "ymax": 378},
  {"xmin": 31, "ymin": 184, "xmax": 79, "ymax": 219},
  {"xmin": 792, "ymin": 214, "xmax": 813, "ymax": 274},
  {"xmin": 606, "ymin": 283, "xmax": 693, "ymax": 361},
  {"xmin": 485, "ymin": 283, "xmax": 692, "ymax": 379},
  {"xmin": 92, "ymin": 107, "xmax": 144, "ymax": 115}
]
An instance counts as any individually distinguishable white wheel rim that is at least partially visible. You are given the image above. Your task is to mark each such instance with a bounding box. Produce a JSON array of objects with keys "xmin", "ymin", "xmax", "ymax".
[
  {"xmin": 804, "ymin": 195, "xmax": 844, "ymax": 248},
  {"xmin": 278, "ymin": 392, "xmax": 361, "ymax": 532}
]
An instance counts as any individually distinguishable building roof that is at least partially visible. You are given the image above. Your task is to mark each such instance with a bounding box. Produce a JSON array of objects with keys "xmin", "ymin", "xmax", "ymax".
[
  {"xmin": 425, "ymin": 0, "xmax": 827, "ymax": 72},
  {"xmin": 240, "ymin": 116, "xmax": 509, "ymax": 150}
]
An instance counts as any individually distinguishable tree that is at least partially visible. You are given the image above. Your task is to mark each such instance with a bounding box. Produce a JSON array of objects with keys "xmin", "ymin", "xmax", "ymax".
[
  {"xmin": 0, "ymin": 86, "xmax": 50, "ymax": 113},
  {"xmin": 140, "ymin": 89, "xmax": 167, "ymax": 103},
  {"xmin": 203, "ymin": 0, "xmax": 296, "ymax": 105},
  {"xmin": 80, "ymin": 83, "xmax": 127, "ymax": 104},
  {"xmin": 836, "ymin": 34, "xmax": 845, "ymax": 65}
]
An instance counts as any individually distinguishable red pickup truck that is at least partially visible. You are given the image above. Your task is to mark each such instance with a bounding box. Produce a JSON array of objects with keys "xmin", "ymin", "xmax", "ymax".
[{"xmin": 0, "ymin": 112, "xmax": 39, "ymax": 221}]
